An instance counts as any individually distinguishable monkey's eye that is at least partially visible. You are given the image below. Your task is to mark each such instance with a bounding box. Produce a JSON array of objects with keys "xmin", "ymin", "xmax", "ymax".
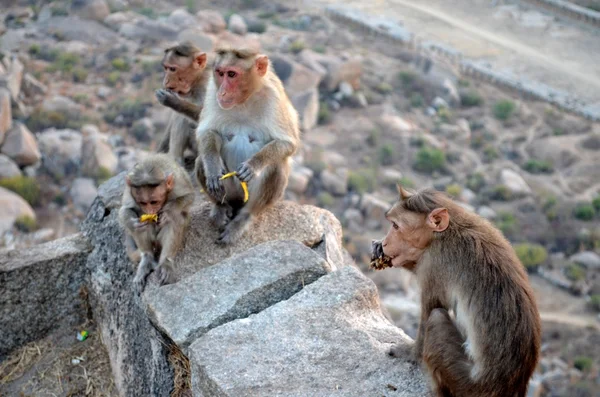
[
  {"xmin": 150, "ymin": 201, "xmax": 158, "ymax": 205},
  {"xmin": 227, "ymin": 71, "xmax": 237, "ymax": 78},
  {"xmin": 139, "ymin": 202, "xmax": 147, "ymax": 206},
  {"xmin": 169, "ymin": 67, "xmax": 176, "ymax": 72},
  {"xmin": 218, "ymin": 70, "xmax": 224, "ymax": 77},
  {"xmin": 392, "ymin": 222, "xmax": 399, "ymax": 230}
]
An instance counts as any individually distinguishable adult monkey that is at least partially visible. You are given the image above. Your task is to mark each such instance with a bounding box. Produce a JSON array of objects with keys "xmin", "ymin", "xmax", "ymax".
[
  {"xmin": 195, "ymin": 46, "xmax": 300, "ymax": 244},
  {"xmin": 119, "ymin": 154, "xmax": 194, "ymax": 289},
  {"xmin": 371, "ymin": 186, "xmax": 541, "ymax": 397},
  {"xmin": 155, "ymin": 42, "xmax": 209, "ymax": 166}
]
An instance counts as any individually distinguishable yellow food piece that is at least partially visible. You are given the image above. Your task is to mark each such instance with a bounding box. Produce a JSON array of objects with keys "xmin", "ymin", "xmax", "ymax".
[
  {"xmin": 220, "ymin": 171, "xmax": 238, "ymax": 180},
  {"xmin": 140, "ymin": 214, "xmax": 158, "ymax": 223},
  {"xmin": 219, "ymin": 171, "xmax": 249, "ymax": 203}
]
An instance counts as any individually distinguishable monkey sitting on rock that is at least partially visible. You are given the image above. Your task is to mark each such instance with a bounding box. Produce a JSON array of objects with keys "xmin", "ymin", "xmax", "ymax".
[
  {"xmin": 119, "ymin": 154, "xmax": 194, "ymax": 290},
  {"xmin": 372, "ymin": 185, "xmax": 541, "ymax": 397}
]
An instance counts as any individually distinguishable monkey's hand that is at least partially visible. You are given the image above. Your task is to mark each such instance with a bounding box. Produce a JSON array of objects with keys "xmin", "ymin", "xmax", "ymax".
[
  {"xmin": 236, "ymin": 161, "xmax": 256, "ymax": 182},
  {"xmin": 371, "ymin": 240, "xmax": 384, "ymax": 261},
  {"xmin": 206, "ymin": 173, "xmax": 226, "ymax": 201},
  {"xmin": 155, "ymin": 89, "xmax": 180, "ymax": 110},
  {"xmin": 155, "ymin": 259, "xmax": 174, "ymax": 286},
  {"xmin": 133, "ymin": 219, "xmax": 151, "ymax": 230}
]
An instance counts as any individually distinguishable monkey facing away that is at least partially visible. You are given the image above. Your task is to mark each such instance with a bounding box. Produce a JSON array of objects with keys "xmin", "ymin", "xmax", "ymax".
[
  {"xmin": 155, "ymin": 42, "xmax": 209, "ymax": 166},
  {"xmin": 372, "ymin": 185, "xmax": 541, "ymax": 397},
  {"xmin": 119, "ymin": 154, "xmax": 194, "ymax": 289},
  {"xmin": 195, "ymin": 45, "xmax": 300, "ymax": 244}
]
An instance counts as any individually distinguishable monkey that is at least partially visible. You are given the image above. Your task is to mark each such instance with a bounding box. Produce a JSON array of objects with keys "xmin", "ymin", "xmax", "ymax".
[
  {"xmin": 194, "ymin": 45, "xmax": 300, "ymax": 244},
  {"xmin": 119, "ymin": 154, "xmax": 194, "ymax": 289},
  {"xmin": 154, "ymin": 42, "xmax": 209, "ymax": 167},
  {"xmin": 372, "ymin": 185, "xmax": 541, "ymax": 397}
]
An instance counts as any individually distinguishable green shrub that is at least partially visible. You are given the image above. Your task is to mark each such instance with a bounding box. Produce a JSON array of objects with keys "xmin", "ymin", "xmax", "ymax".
[
  {"xmin": 592, "ymin": 196, "xmax": 600, "ymax": 211},
  {"xmin": 247, "ymin": 21, "xmax": 267, "ymax": 34},
  {"xmin": 14, "ymin": 215, "xmax": 36, "ymax": 233},
  {"xmin": 409, "ymin": 93, "xmax": 424, "ymax": 108},
  {"xmin": 72, "ymin": 67, "xmax": 88, "ymax": 83},
  {"xmin": 483, "ymin": 145, "xmax": 499, "ymax": 162},
  {"xmin": 289, "ymin": 40, "xmax": 305, "ymax": 54},
  {"xmin": 409, "ymin": 135, "xmax": 425, "ymax": 148},
  {"xmin": 0, "ymin": 176, "xmax": 41, "ymax": 206},
  {"xmin": 446, "ymin": 184, "xmax": 462, "ymax": 198},
  {"xmin": 493, "ymin": 99, "xmax": 516, "ymax": 121},
  {"xmin": 565, "ymin": 263, "xmax": 586, "ymax": 282},
  {"xmin": 399, "ymin": 176, "xmax": 414, "ymax": 189},
  {"xmin": 574, "ymin": 356, "xmax": 593, "ymax": 372},
  {"xmin": 590, "ymin": 295, "xmax": 600, "ymax": 312},
  {"xmin": 366, "ymin": 129, "xmax": 380, "ymax": 147},
  {"xmin": 375, "ymin": 83, "xmax": 393, "ymax": 94},
  {"xmin": 185, "ymin": 0, "xmax": 196, "ymax": 13},
  {"xmin": 496, "ymin": 212, "xmax": 517, "ymax": 237},
  {"xmin": 543, "ymin": 196, "xmax": 558, "ymax": 221},
  {"xmin": 490, "ymin": 185, "xmax": 513, "ymax": 201},
  {"xmin": 137, "ymin": 7, "xmax": 156, "ymax": 18},
  {"xmin": 51, "ymin": 5, "xmax": 68, "ymax": 16},
  {"xmin": 413, "ymin": 147, "xmax": 446, "ymax": 174},
  {"xmin": 514, "ymin": 243, "xmax": 548, "ymax": 271},
  {"xmin": 348, "ymin": 170, "xmax": 376, "ymax": 194},
  {"xmin": 106, "ymin": 71, "xmax": 121, "ymax": 86},
  {"xmin": 28, "ymin": 44, "xmax": 41, "ymax": 56},
  {"xmin": 437, "ymin": 107, "xmax": 452, "ymax": 123},
  {"xmin": 306, "ymin": 160, "xmax": 326, "ymax": 175},
  {"xmin": 104, "ymin": 98, "xmax": 150, "ymax": 126},
  {"xmin": 458, "ymin": 79, "xmax": 470, "ymax": 87},
  {"xmin": 378, "ymin": 144, "xmax": 395, "ymax": 166},
  {"xmin": 317, "ymin": 101, "xmax": 332, "ymax": 125},
  {"xmin": 73, "ymin": 93, "xmax": 89, "ymax": 105},
  {"xmin": 53, "ymin": 192, "xmax": 67, "ymax": 206},
  {"xmin": 312, "ymin": 44, "xmax": 326, "ymax": 54},
  {"xmin": 398, "ymin": 71, "xmax": 416, "ymax": 86},
  {"xmin": 574, "ymin": 203, "xmax": 596, "ymax": 221},
  {"xmin": 96, "ymin": 166, "xmax": 113, "ymax": 184},
  {"xmin": 317, "ymin": 192, "xmax": 335, "ymax": 207},
  {"xmin": 466, "ymin": 173, "xmax": 485, "ymax": 192},
  {"xmin": 460, "ymin": 90, "xmax": 483, "ymax": 107},
  {"xmin": 111, "ymin": 58, "xmax": 130, "ymax": 71},
  {"xmin": 523, "ymin": 159, "xmax": 553, "ymax": 174},
  {"xmin": 47, "ymin": 52, "xmax": 80, "ymax": 73}
]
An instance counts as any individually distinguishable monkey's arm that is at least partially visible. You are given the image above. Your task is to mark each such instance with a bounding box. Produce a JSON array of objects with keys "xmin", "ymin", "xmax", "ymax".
[
  {"xmin": 119, "ymin": 205, "xmax": 141, "ymax": 233},
  {"xmin": 156, "ymin": 89, "xmax": 202, "ymax": 122},
  {"xmin": 200, "ymin": 130, "xmax": 227, "ymax": 199},
  {"xmin": 156, "ymin": 126, "xmax": 170, "ymax": 153},
  {"xmin": 237, "ymin": 140, "xmax": 296, "ymax": 182}
]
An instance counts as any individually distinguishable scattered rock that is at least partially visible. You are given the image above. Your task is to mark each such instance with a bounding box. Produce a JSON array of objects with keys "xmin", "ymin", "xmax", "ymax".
[
  {"xmin": 291, "ymin": 88, "xmax": 319, "ymax": 131},
  {"xmin": 0, "ymin": 186, "xmax": 36, "ymax": 235},
  {"xmin": 41, "ymin": 95, "xmax": 82, "ymax": 115},
  {"xmin": 130, "ymin": 118, "xmax": 154, "ymax": 143},
  {"xmin": 477, "ymin": 206, "xmax": 497, "ymax": 220},
  {"xmin": 70, "ymin": 178, "xmax": 98, "ymax": 213},
  {"xmin": 119, "ymin": 18, "xmax": 179, "ymax": 42},
  {"xmin": 0, "ymin": 154, "xmax": 21, "ymax": 179},
  {"xmin": 320, "ymin": 168, "xmax": 348, "ymax": 196},
  {"xmin": 288, "ymin": 166, "xmax": 313, "ymax": 194},
  {"xmin": 38, "ymin": 16, "xmax": 119, "ymax": 45},
  {"xmin": 1, "ymin": 122, "xmax": 41, "ymax": 167},
  {"xmin": 22, "ymin": 73, "xmax": 48, "ymax": 98},
  {"xmin": 228, "ymin": 14, "xmax": 248, "ymax": 35},
  {"xmin": 166, "ymin": 8, "xmax": 198, "ymax": 31},
  {"xmin": 0, "ymin": 54, "xmax": 24, "ymax": 99},
  {"xmin": 177, "ymin": 28, "xmax": 215, "ymax": 51},
  {"xmin": 361, "ymin": 193, "xmax": 391, "ymax": 229},
  {"xmin": 569, "ymin": 251, "xmax": 600, "ymax": 269},
  {"xmin": 70, "ymin": 0, "xmax": 110, "ymax": 21},
  {"xmin": 189, "ymin": 266, "xmax": 428, "ymax": 396},
  {"xmin": 196, "ymin": 10, "xmax": 227, "ymax": 34},
  {"xmin": 37, "ymin": 129, "xmax": 82, "ymax": 179},
  {"xmin": 96, "ymin": 86, "xmax": 111, "ymax": 99},
  {"xmin": 0, "ymin": 88, "xmax": 12, "ymax": 143},
  {"xmin": 80, "ymin": 128, "xmax": 118, "ymax": 177},
  {"xmin": 499, "ymin": 168, "xmax": 531, "ymax": 196},
  {"xmin": 432, "ymin": 96, "xmax": 449, "ymax": 110}
]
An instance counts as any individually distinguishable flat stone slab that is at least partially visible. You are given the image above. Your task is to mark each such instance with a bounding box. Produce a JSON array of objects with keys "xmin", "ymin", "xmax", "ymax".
[
  {"xmin": 146, "ymin": 240, "xmax": 333, "ymax": 350},
  {"xmin": 189, "ymin": 266, "xmax": 430, "ymax": 397}
]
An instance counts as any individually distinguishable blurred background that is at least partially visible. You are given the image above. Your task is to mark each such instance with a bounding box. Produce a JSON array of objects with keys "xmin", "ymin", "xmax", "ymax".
[{"xmin": 0, "ymin": 0, "xmax": 599, "ymax": 396}]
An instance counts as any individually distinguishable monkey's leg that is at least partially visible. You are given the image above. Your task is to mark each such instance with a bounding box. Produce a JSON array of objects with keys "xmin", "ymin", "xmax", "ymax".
[
  {"xmin": 155, "ymin": 221, "xmax": 186, "ymax": 286},
  {"xmin": 195, "ymin": 156, "xmax": 232, "ymax": 228},
  {"xmin": 422, "ymin": 309, "xmax": 480, "ymax": 397},
  {"xmin": 133, "ymin": 252, "xmax": 157, "ymax": 291},
  {"xmin": 130, "ymin": 227, "xmax": 157, "ymax": 290},
  {"xmin": 216, "ymin": 164, "xmax": 286, "ymax": 245},
  {"xmin": 124, "ymin": 234, "xmax": 141, "ymax": 264}
]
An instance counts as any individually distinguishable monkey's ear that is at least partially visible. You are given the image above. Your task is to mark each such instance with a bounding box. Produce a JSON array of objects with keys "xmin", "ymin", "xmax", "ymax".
[
  {"xmin": 196, "ymin": 52, "xmax": 207, "ymax": 69},
  {"xmin": 426, "ymin": 208, "xmax": 449, "ymax": 232},
  {"xmin": 125, "ymin": 176, "xmax": 132, "ymax": 186},
  {"xmin": 396, "ymin": 184, "xmax": 412, "ymax": 201},
  {"xmin": 165, "ymin": 173, "xmax": 175, "ymax": 191},
  {"xmin": 255, "ymin": 55, "xmax": 269, "ymax": 77}
]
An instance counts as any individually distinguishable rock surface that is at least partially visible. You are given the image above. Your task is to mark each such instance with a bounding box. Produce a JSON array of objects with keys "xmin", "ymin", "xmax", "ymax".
[
  {"xmin": 1, "ymin": 122, "xmax": 41, "ymax": 166},
  {"xmin": 0, "ymin": 187, "xmax": 36, "ymax": 235},
  {"xmin": 0, "ymin": 154, "xmax": 21, "ymax": 178},
  {"xmin": 70, "ymin": 177, "xmax": 98, "ymax": 212},
  {"xmin": 0, "ymin": 88, "xmax": 12, "ymax": 143},
  {"xmin": 0, "ymin": 234, "xmax": 91, "ymax": 357},
  {"xmin": 189, "ymin": 266, "xmax": 429, "ymax": 396}
]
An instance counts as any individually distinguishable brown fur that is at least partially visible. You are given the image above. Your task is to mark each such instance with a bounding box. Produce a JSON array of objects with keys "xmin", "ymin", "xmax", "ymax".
[
  {"xmin": 374, "ymin": 186, "xmax": 541, "ymax": 397},
  {"xmin": 155, "ymin": 42, "xmax": 209, "ymax": 167},
  {"xmin": 119, "ymin": 154, "xmax": 194, "ymax": 289},
  {"xmin": 195, "ymin": 48, "xmax": 300, "ymax": 244}
]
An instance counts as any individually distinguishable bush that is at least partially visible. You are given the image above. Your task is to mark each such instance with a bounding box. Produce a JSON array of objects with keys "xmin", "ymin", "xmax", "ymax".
[
  {"xmin": 317, "ymin": 192, "xmax": 335, "ymax": 207},
  {"xmin": 72, "ymin": 67, "xmax": 88, "ymax": 83},
  {"xmin": 348, "ymin": 170, "xmax": 376, "ymax": 194},
  {"xmin": 574, "ymin": 356, "xmax": 593, "ymax": 372},
  {"xmin": 96, "ymin": 166, "xmax": 113, "ymax": 184},
  {"xmin": 590, "ymin": 295, "xmax": 600, "ymax": 312},
  {"xmin": 375, "ymin": 83, "xmax": 393, "ymax": 94},
  {"xmin": 574, "ymin": 203, "xmax": 596, "ymax": 221},
  {"xmin": 437, "ymin": 107, "xmax": 452, "ymax": 123},
  {"xmin": 482, "ymin": 145, "xmax": 499, "ymax": 162},
  {"xmin": 111, "ymin": 58, "xmax": 130, "ymax": 71},
  {"xmin": 106, "ymin": 71, "xmax": 121, "ymax": 86},
  {"xmin": 523, "ymin": 159, "xmax": 553, "ymax": 174},
  {"xmin": 409, "ymin": 93, "xmax": 424, "ymax": 108},
  {"xmin": 413, "ymin": 147, "xmax": 446, "ymax": 174},
  {"xmin": 14, "ymin": 215, "xmax": 36, "ymax": 233},
  {"xmin": 366, "ymin": 129, "xmax": 380, "ymax": 147},
  {"xmin": 312, "ymin": 45, "xmax": 326, "ymax": 54},
  {"xmin": 47, "ymin": 52, "xmax": 80, "ymax": 73},
  {"xmin": 137, "ymin": 7, "xmax": 156, "ymax": 18},
  {"xmin": 104, "ymin": 98, "xmax": 150, "ymax": 126},
  {"xmin": 493, "ymin": 99, "xmax": 516, "ymax": 121},
  {"xmin": 445, "ymin": 184, "xmax": 462, "ymax": 198},
  {"xmin": 466, "ymin": 172, "xmax": 485, "ymax": 192},
  {"xmin": 305, "ymin": 160, "xmax": 326, "ymax": 175},
  {"xmin": 496, "ymin": 212, "xmax": 517, "ymax": 237},
  {"xmin": 289, "ymin": 40, "xmax": 305, "ymax": 54},
  {"xmin": 490, "ymin": 185, "xmax": 513, "ymax": 201},
  {"xmin": 26, "ymin": 109, "xmax": 85, "ymax": 131},
  {"xmin": 514, "ymin": 243, "xmax": 548, "ymax": 271},
  {"xmin": 247, "ymin": 21, "xmax": 267, "ymax": 34},
  {"xmin": 592, "ymin": 196, "xmax": 600, "ymax": 211},
  {"xmin": 543, "ymin": 196, "xmax": 558, "ymax": 221},
  {"xmin": 378, "ymin": 144, "xmax": 395, "ymax": 166},
  {"xmin": 398, "ymin": 71, "xmax": 416, "ymax": 86},
  {"xmin": 460, "ymin": 90, "xmax": 483, "ymax": 107},
  {"xmin": 565, "ymin": 263, "xmax": 586, "ymax": 282},
  {"xmin": 317, "ymin": 101, "xmax": 332, "ymax": 125},
  {"xmin": 28, "ymin": 44, "xmax": 41, "ymax": 56},
  {"xmin": 0, "ymin": 176, "xmax": 41, "ymax": 206},
  {"xmin": 185, "ymin": 0, "xmax": 196, "ymax": 13}
]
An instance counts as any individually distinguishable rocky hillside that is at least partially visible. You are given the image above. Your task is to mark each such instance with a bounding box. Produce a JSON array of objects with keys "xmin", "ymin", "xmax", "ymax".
[{"xmin": 1, "ymin": 0, "xmax": 599, "ymax": 395}]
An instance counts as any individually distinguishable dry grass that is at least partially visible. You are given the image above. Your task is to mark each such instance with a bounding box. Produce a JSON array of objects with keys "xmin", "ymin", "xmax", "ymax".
[{"xmin": 168, "ymin": 343, "xmax": 192, "ymax": 397}]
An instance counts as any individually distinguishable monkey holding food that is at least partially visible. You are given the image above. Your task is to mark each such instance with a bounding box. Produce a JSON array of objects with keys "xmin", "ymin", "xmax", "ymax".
[
  {"xmin": 193, "ymin": 45, "xmax": 300, "ymax": 244},
  {"xmin": 119, "ymin": 154, "xmax": 194, "ymax": 289},
  {"xmin": 372, "ymin": 185, "xmax": 541, "ymax": 397},
  {"xmin": 155, "ymin": 42, "xmax": 210, "ymax": 167}
]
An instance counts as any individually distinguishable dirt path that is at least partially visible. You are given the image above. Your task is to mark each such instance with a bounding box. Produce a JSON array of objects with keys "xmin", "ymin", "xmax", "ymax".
[
  {"xmin": 312, "ymin": 0, "xmax": 600, "ymax": 104},
  {"xmin": 540, "ymin": 311, "xmax": 600, "ymax": 330}
]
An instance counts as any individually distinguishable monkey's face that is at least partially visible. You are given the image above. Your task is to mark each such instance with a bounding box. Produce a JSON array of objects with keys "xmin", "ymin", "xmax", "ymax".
[
  {"xmin": 131, "ymin": 184, "xmax": 169, "ymax": 215},
  {"xmin": 214, "ymin": 53, "xmax": 269, "ymax": 110},
  {"xmin": 162, "ymin": 52, "xmax": 207, "ymax": 96},
  {"xmin": 382, "ymin": 204, "xmax": 433, "ymax": 269}
]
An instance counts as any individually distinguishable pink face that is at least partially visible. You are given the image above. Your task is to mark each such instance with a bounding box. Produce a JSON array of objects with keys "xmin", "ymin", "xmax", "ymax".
[{"xmin": 215, "ymin": 66, "xmax": 246, "ymax": 110}]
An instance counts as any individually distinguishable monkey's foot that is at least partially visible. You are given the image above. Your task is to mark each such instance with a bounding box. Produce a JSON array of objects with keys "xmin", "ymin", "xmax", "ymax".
[
  {"xmin": 215, "ymin": 212, "xmax": 250, "ymax": 245},
  {"xmin": 155, "ymin": 264, "xmax": 172, "ymax": 286},
  {"xmin": 388, "ymin": 343, "xmax": 418, "ymax": 364},
  {"xmin": 210, "ymin": 204, "xmax": 233, "ymax": 229}
]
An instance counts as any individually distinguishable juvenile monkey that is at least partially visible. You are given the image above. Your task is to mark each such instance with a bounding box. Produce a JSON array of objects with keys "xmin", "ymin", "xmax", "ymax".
[
  {"xmin": 195, "ymin": 46, "xmax": 300, "ymax": 244},
  {"xmin": 155, "ymin": 42, "xmax": 209, "ymax": 166},
  {"xmin": 119, "ymin": 154, "xmax": 194, "ymax": 289},
  {"xmin": 372, "ymin": 186, "xmax": 541, "ymax": 397}
]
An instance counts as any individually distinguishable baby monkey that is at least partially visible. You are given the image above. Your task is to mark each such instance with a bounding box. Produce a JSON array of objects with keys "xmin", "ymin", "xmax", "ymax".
[
  {"xmin": 372, "ymin": 185, "xmax": 541, "ymax": 397},
  {"xmin": 119, "ymin": 154, "xmax": 194, "ymax": 289}
]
